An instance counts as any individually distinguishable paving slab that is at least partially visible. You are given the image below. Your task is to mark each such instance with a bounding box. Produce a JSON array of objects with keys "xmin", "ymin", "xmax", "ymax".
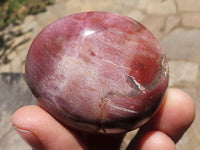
[
  {"xmin": 147, "ymin": 0, "xmax": 176, "ymax": 15},
  {"xmin": 127, "ymin": 10, "xmax": 146, "ymax": 22},
  {"xmin": 141, "ymin": 16, "xmax": 165, "ymax": 39},
  {"xmin": 0, "ymin": 64, "xmax": 11, "ymax": 73},
  {"xmin": 176, "ymin": 87, "xmax": 200, "ymax": 150},
  {"xmin": 168, "ymin": 61, "xmax": 199, "ymax": 86},
  {"xmin": 182, "ymin": 13, "xmax": 200, "ymax": 28},
  {"xmin": 161, "ymin": 28, "xmax": 200, "ymax": 63},
  {"xmin": 177, "ymin": 0, "xmax": 200, "ymax": 12},
  {"xmin": 116, "ymin": 0, "xmax": 147, "ymax": 10},
  {"xmin": 165, "ymin": 15, "xmax": 181, "ymax": 34}
]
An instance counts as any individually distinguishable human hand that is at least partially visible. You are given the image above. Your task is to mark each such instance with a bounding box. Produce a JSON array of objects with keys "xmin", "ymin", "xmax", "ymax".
[{"xmin": 12, "ymin": 88, "xmax": 195, "ymax": 150}]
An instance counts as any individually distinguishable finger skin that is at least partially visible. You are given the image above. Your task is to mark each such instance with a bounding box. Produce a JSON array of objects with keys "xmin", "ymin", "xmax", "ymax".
[
  {"xmin": 143, "ymin": 88, "xmax": 195, "ymax": 142},
  {"xmin": 127, "ymin": 131, "xmax": 177, "ymax": 150},
  {"xmin": 12, "ymin": 105, "xmax": 86, "ymax": 150},
  {"xmin": 127, "ymin": 88, "xmax": 195, "ymax": 150},
  {"xmin": 139, "ymin": 131, "xmax": 177, "ymax": 150},
  {"xmin": 12, "ymin": 105, "xmax": 124, "ymax": 150},
  {"xmin": 12, "ymin": 88, "xmax": 195, "ymax": 150}
]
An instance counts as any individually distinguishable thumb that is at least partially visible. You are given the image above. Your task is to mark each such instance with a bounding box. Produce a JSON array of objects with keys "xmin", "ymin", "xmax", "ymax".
[{"xmin": 12, "ymin": 105, "xmax": 86, "ymax": 150}]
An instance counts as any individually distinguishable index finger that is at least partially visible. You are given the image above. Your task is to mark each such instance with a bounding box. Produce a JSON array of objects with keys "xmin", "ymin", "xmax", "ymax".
[
  {"xmin": 126, "ymin": 88, "xmax": 195, "ymax": 150},
  {"xmin": 144, "ymin": 88, "xmax": 195, "ymax": 142}
]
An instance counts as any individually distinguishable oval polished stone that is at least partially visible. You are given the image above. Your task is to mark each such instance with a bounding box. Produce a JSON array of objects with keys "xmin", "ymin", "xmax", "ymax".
[{"xmin": 25, "ymin": 12, "xmax": 169, "ymax": 133}]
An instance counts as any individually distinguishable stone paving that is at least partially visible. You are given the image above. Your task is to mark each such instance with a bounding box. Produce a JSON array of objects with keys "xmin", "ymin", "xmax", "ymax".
[{"xmin": 0, "ymin": 0, "xmax": 199, "ymax": 150}]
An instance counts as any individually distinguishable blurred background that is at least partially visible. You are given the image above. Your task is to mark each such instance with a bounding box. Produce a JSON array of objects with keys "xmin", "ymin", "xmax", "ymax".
[{"xmin": 0, "ymin": 0, "xmax": 199, "ymax": 149}]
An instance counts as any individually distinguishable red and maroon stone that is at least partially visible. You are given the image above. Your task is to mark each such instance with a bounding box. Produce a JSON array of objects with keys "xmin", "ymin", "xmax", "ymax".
[{"xmin": 25, "ymin": 12, "xmax": 169, "ymax": 133}]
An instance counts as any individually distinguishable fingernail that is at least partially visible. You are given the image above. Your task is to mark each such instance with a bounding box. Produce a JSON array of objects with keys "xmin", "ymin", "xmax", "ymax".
[{"xmin": 14, "ymin": 127, "xmax": 43, "ymax": 149}]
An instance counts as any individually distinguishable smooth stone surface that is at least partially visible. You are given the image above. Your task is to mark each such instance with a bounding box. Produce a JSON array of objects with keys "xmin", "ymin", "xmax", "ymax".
[{"xmin": 26, "ymin": 12, "xmax": 168, "ymax": 133}]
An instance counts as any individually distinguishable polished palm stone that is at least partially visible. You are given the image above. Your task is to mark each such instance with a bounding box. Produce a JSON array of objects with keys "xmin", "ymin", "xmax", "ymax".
[{"xmin": 25, "ymin": 12, "xmax": 169, "ymax": 133}]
